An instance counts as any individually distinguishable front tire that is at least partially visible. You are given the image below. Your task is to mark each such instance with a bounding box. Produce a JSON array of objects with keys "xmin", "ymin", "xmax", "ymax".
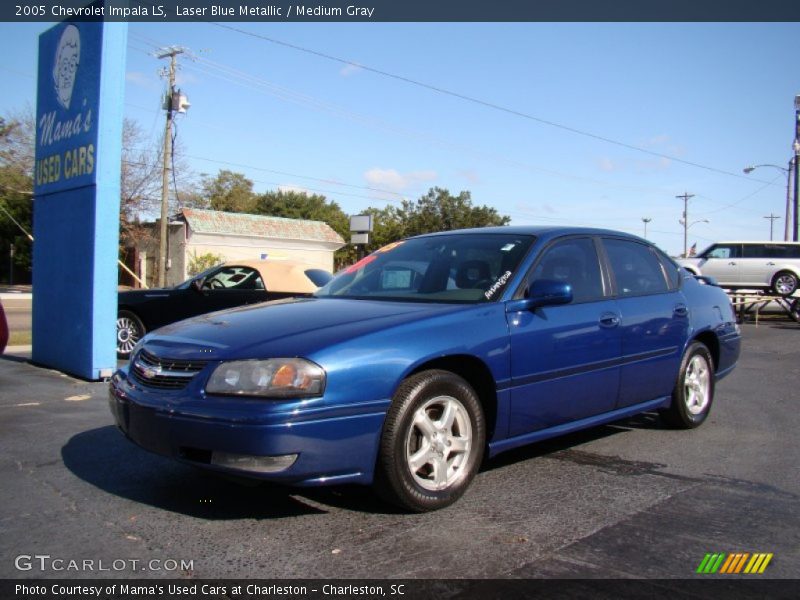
[
  {"xmin": 117, "ymin": 310, "xmax": 145, "ymax": 359},
  {"xmin": 771, "ymin": 271, "xmax": 798, "ymax": 297},
  {"xmin": 374, "ymin": 370, "xmax": 485, "ymax": 512},
  {"xmin": 660, "ymin": 342, "xmax": 714, "ymax": 429}
]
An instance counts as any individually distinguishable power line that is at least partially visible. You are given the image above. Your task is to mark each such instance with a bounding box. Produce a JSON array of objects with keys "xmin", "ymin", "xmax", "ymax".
[
  {"xmin": 127, "ymin": 43, "xmax": 697, "ymax": 198},
  {"xmin": 207, "ymin": 22, "xmax": 772, "ymax": 184}
]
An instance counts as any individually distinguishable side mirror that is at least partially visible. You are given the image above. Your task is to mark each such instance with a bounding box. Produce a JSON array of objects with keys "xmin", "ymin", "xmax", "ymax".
[
  {"xmin": 506, "ymin": 279, "xmax": 572, "ymax": 312},
  {"xmin": 191, "ymin": 278, "xmax": 205, "ymax": 293}
]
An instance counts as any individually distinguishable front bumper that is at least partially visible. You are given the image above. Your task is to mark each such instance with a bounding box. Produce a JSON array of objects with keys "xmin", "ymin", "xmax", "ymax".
[{"xmin": 109, "ymin": 368, "xmax": 388, "ymax": 486}]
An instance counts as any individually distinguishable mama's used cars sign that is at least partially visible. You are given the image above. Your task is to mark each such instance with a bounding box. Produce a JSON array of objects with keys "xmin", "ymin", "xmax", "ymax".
[
  {"xmin": 32, "ymin": 15, "xmax": 127, "ymax": 380},
  {"xmin": 35, "ymin": 23, "xmax": 100, "ymax": 194}
]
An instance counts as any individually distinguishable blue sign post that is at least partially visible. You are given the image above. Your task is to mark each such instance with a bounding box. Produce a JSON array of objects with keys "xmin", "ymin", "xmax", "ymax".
[{"xmin": 33, "ymin": 16, "xmax": 127, "ymax": 379}]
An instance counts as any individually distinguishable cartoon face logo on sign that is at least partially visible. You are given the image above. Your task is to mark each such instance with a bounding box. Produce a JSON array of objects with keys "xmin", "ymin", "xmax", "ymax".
[{"xmin": 53, "ymin": 24, "xmax": 80, "ymax": 110}]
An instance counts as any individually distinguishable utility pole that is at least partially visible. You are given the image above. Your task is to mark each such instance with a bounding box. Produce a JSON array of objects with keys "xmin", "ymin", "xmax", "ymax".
[
  {"xmin": 156, "ymin": 47, "xmax": 184, "ymax": 288},
  {"xmin": 793, "ymin": 94, "xmax": 800, "ymax": 242},
  {"xmin": 676, "ymin": 192, "xmax": 695, "ymax": 258},
  {"xmin": 641, "ymin": 217, "xmax": 651, "ymax": 239},
  {"xmin": 763, "ymin": 213, "xmax": 781, "ymax": 241},
  {"xmin": 786, "ymin": 157, "xmax": 795, "ymax": 241}
]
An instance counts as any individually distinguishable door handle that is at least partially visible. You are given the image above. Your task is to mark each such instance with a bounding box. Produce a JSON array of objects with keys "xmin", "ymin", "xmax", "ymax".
[
  {"xmin": 728, "ymin": 261, "xmax": 737, "ymax": 265},
  {"xmin": 599, "ymin": 313, "xmax": 620, "ymax": 328},
  {"xmin": 674, "ymin": 304, "xmax": 689, "ymax": 317},
  {"xmin": 766, "ymin": 262, "xmax": 776, "ymax": 266}
]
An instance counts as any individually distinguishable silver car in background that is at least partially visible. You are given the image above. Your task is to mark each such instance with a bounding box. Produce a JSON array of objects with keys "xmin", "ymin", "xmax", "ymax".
[{"xmin": 678, "ymin": 241, "xmax": 800, "ymax": 296}]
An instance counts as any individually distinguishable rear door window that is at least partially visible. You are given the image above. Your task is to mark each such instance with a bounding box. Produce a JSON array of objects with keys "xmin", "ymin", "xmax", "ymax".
[
  {"xmin": 741, "ymin": 245, "xmax": 768, "ymax": 259},
  {"xmin": 603, "ymin": 238, "xmax": 669, "ymax": 296}
]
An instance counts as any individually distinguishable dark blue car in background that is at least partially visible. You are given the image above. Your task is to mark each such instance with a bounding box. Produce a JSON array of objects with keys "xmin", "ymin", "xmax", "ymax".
[{"xmin": 110, "ymin": 227, "xmax": 740, "ymax": 511}]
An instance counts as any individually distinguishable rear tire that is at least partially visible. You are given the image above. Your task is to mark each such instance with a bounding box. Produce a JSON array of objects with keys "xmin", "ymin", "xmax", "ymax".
[
  {"xmin": 660, "ymin": 342, "xmax": 714, "ymax": 429},
  {"xmin": 771, "ymin": 271, "xmax": 798, "ymax": 297},
  {"xmin": 374, "ymin": 370, "xmax": 485, "ymax": 512}
]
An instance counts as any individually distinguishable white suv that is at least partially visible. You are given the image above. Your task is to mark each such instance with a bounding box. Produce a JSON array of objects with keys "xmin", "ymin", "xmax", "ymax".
[{"xmin": 678, "ymin": 241, "xmax": 800, "ymax": 296}]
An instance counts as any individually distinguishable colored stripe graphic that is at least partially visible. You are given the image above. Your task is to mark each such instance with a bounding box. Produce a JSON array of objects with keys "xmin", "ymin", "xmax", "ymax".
[
  {"xmin": 698, "ymin": 552, "xmax": 773, "ymax": 574},
  {"xmin": 744, "ymin": 553, "xmax": 774, "ymax": 574},
  {"xmin": 697, "ymin": 553, "xmax": 727, "ymax": 573}
]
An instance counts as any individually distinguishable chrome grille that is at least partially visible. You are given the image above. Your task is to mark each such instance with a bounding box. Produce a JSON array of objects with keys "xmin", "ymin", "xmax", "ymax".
[{"xmin": 131, "ymin": 349, "xmax": 209, "ymax": 390}]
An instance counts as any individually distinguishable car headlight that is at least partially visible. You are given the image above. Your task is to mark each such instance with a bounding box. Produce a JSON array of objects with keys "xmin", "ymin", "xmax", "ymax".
[{"xmin": 205, "ymin": 358, "xmax": 325, "ymax": 398}]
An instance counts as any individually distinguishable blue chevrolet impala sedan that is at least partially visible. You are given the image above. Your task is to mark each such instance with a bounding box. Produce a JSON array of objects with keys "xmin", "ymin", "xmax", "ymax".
[{"xmin": 110, "ymin": 227, "xmax": 740, "ymax": 511}]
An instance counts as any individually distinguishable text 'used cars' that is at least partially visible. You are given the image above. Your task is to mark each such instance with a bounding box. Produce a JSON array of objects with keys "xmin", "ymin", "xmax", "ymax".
[{"xmin": 110, "ymin": 227, "xmax": 741, "ymax": 511}]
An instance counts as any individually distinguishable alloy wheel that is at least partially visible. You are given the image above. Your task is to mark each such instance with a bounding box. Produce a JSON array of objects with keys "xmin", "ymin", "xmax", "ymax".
[{"xmin": 404, "ymin": 395, "xmax": 473, "ymax": 491}]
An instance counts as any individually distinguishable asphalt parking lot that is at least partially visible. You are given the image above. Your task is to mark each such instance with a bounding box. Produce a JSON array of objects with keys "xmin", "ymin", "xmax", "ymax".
[{"xmin": 0, "ymin": 321, "xmax": 798, "ymax": 581}]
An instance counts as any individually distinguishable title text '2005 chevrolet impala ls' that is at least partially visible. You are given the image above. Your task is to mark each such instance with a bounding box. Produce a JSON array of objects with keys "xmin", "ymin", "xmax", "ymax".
[{"xmin": 110, "ymin": 227, "xmax": 740, "ymax": 511}]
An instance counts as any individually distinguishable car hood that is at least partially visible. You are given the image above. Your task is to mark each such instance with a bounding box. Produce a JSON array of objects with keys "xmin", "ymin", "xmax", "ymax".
[{"xmin": 141, "ymin": 297, "xmax": 468, "ymax": 360}]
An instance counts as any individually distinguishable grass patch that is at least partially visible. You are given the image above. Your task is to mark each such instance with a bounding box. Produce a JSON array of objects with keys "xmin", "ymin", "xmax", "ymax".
[{"xmin": 8, "ymin": 330, "xmax": 32, "ymax": 346}]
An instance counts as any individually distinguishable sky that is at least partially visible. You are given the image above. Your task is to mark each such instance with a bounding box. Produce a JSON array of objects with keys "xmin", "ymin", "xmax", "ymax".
[{"xmin": 1, "ymin": 21, "xmax": 799, "ymax": 256}]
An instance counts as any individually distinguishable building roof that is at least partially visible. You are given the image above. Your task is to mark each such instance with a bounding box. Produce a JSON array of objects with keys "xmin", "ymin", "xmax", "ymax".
[{"xmin": 179, "ymin": 208, "xmax": 345, "ymax": 245}]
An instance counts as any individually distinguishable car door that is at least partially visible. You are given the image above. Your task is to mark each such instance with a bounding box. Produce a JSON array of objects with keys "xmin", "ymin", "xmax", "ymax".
[
  {"xmin": 601, "ymin": 238, "xmax": 689, "ymax": 409},
  {"xmin": 507, "ymin": 236, "xmax": 621, "ymax": 436},
  {"xmin": 698, "ymin": 244, "xmax": 741, "ymax": 286},
  {"xmin": 739, "ymin": 243, "xmax": 772, "ymax": 287}
]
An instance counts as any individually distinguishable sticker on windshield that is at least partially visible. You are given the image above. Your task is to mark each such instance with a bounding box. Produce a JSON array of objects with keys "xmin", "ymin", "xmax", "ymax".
[
  {"xmin": 343, "ymin": 254, "xmax": 377, "ymax": 274},
  {"xmin": 376, "ymin": 241, "xmax": 404, "ymax": 254},
  {"xmin": 484, "ymin": 270, "xmax": 513, "ymax": 300}
]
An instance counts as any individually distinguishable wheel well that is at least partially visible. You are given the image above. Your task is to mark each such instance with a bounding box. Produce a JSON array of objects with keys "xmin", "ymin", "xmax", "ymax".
[
  {"xmin": 692, "ymin": 331, "xmax": 719, "ymax": 371},
  {"xmin": 408, "ymin": 355, "xmax": 498, "ymax": 439},
  {"xmin": 772, "ymin": 269, "xmax": 799, "ymax": 282},
  {"xmin": 118, "ymin": 307, "xmax": 146, "ymax": 331}
]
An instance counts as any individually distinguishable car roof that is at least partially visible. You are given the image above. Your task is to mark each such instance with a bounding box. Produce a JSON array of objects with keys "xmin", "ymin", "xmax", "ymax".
[
  {"xmin": 221, "ymin": 259, "xmax": 328, "ymax": 293},
  {"xmin": 410, "ymin": 225, "xmax": 649, "ymax": 243},
  {"xmin": 704, "ymin": 241, "xmax": 800, "ymax": 245}
]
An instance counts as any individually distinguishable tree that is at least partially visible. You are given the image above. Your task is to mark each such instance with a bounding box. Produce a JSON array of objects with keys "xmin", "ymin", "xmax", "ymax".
[
  {"xmin": 187, "ymin": 250, "xmax": 225, "ymax": 276},
  {"xmin": 0, "ymin": 112, "xmax": 35, "ymax": 283},
  {"xmin": 201, "ymin": 169, "xmax": 256, "ymax": 213},
  {"xmin": 119, "ymin": 118, "xmax": 200, "ymax": 249},
  {"xmin": 363, "ymin": 187, "xmax": 510, "ymax": 253}
]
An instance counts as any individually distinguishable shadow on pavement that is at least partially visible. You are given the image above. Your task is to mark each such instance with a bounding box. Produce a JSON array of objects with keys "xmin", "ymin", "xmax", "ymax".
[
  {"xmin": 484, "ymin": 411, "xmax": 664, "ymax": 473},
  {"xmin": 62, "ymin": 425, "xmax": 402, "ymax": 518}
]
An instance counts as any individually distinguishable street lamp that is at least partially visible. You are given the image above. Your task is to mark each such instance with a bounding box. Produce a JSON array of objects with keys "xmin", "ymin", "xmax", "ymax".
[
  {"xmin": 641, "ymin": 217, "xmax": 651, "ymax": 239},
  {"xmin": 743, "ymin": 162, "xmax": 793, "ymax": 241}
]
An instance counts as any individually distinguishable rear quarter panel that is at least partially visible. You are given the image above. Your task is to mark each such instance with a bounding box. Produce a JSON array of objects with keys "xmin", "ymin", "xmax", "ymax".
[{"xmin": 681, "ymin": 275, "xmax": 741, "ymax": 376}]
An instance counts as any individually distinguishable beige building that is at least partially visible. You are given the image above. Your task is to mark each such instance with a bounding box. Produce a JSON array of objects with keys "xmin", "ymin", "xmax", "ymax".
[{"xmin": 128, "ymin": 208, "xmax": 345, "ymax": 288}]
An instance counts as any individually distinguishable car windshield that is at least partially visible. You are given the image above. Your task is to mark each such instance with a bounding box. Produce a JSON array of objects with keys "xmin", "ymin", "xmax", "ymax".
[
  {"xmin": 175, "ymin": 264, "xmax": 224, "ymax": 289},
  {"xmin": 315, "ymin": 233, "xmax": 535, "ymax": 303}
]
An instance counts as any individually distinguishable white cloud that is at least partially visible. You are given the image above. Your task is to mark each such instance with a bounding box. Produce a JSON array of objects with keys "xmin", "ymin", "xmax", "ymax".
[
  {"xmin": 643, "ymin": 134, "xmax": 670, "ymax": 147},
  {"xmin": 175, "ymin": 71, "xmax": 200, "ymax": 86},
  {"xmin": 340, "ymin": 63, "xmax": 363, "ymax": 77},
  {"xmin": 597, "ymin": 157, "xmax": 616, "ymax": 172},
  {"xmin": 363, "ymin": 168, "xmax": 437, "ymax": 194},
  {"xmin": 278, "ymin": 184, "xmax": 312, "ymax": 195},
  {"xmin": 457, "ymin": 169, "xmax": 481, "ymax": 184},
  {"xmin": 125, "ymin": 71, "xmax": 158, "ymax": 89}
]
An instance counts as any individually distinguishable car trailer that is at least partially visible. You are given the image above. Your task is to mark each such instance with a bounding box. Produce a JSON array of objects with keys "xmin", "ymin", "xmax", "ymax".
[{"xmin": 726, "ymin": 290, "xmax": 800, "ymax": 324}]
